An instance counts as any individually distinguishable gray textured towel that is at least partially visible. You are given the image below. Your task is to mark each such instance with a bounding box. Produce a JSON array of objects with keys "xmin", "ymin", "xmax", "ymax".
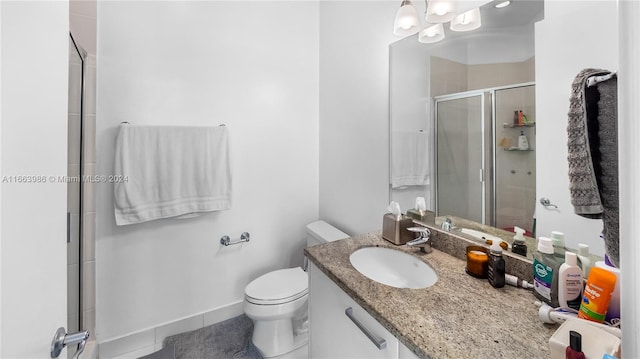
[
  {"xmin": 567, "ymin": 68, "xmax": 609, "ymax": 216},
  {"xmin": 567, "ymin": 68, "xmax": 619, "ymax": 266},
  {"xmin": 596, "ymin": 76, "xmax": 619, "ymax": 267}
]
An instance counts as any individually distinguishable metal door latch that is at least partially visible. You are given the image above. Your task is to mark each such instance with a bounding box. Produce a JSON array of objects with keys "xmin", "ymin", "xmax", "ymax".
[{"xmin": 51, "ymin": 327, "xmax": 90, "ymax": 359}]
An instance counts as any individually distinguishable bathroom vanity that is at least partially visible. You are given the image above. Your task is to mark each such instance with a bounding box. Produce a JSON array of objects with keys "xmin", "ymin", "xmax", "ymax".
[
  {"xmin": 309, "ymin": 261, "xmax": 419, "ymax": 359},
  {"xmin": 305, "ymin": 230, "xmax": 557, "ymax": 358}
]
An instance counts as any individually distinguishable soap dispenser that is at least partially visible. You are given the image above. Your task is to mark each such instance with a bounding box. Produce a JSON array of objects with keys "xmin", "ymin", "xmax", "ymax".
[
  {"xmin": 518, "ymin": 130, "xmax": 529, "ymax": 150},
  {"xmin": 487, "ymin": 239, "xmax": 506, "ymax": 288},
  {"xmin": 512, "ymin": 226, "xmax": 528, "ymax": 256}
]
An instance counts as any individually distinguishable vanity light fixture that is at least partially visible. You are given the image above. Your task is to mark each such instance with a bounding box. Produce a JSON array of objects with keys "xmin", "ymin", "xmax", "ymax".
[
  {"xmin": 418, "ymin": 23, "xmax": 445, "ymax": 43},
  {"xmin": 396, "ymin": 0, "xmax": 484, "ymax": 44},
  {"xmin": 450, "ymin": 7, "xmax": 482, "ymax": 32},
  {"xmin": 495, "ymin": 1, "xmax": 511, "ymax": 9},
  {"xmin": 393, "ymin": 0, "xmax": 421, "ymax": 37},
  {"xmin": 425, "ymin": 0, "xmax": 457, "ymax": 23}
]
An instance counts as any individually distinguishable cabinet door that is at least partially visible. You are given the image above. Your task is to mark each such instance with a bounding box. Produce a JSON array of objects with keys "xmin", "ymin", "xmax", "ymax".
[{"xmin": 309, "ymin": 263, "xmax": 399, "ymax": 359}]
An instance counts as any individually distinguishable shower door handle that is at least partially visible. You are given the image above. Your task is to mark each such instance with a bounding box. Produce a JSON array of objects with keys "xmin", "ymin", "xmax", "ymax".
[
  {"xmin": 51, "ymin": 327, "xmax": 90, "ymax": 358},
  {"xmin": 479, "ymin": 168, "xmax": 485, "ymax": 183}
]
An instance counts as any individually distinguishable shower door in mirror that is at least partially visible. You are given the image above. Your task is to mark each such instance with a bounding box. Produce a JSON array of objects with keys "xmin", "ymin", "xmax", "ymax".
[{"xmin": 435, "ymin": 92, "xmax": 488, "ymax": 224}]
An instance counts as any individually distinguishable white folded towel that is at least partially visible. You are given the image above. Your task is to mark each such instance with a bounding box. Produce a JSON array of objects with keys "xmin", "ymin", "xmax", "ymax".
[
  {"xmin": 391, "ymin": 131, "xmax": 430, "ymax": 189},
  {"xmin": 114, "ymin": 124, "xmax": 231, "ymax": 225}
]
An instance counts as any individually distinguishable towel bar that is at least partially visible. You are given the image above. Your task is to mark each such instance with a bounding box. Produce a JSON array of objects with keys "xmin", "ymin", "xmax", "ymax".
[{"xmin": 220, "ymin": 232, "xmax": 250, "ymax": 246}]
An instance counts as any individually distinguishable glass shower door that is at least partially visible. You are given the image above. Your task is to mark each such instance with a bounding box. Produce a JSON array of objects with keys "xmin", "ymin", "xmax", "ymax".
[{"xmin": 435, "ymin": 93, "xmax": 486, "ymax": 224}]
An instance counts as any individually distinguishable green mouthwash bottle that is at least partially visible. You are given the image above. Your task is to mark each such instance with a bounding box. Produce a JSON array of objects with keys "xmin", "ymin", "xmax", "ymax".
[{"xmin": 533, "ymin": 237, "xmax": 562, "ymax": 307}]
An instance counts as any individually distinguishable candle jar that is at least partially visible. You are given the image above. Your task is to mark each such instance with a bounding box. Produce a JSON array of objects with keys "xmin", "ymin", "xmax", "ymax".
[{"xmin": 466, "ymin": 245, "xmax": 489, "ymax": 278}]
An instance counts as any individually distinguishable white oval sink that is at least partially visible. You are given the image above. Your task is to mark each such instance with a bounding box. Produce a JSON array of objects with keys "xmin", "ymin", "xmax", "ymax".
[{"xmin": 349, "ymin": 247, "xmax": 437, "ymax": 289}]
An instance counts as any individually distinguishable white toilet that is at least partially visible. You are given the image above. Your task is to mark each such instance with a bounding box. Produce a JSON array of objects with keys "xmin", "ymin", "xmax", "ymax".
[{"xmin": 243, "ymin": 221, "xmax": 349, "ymax": 358}]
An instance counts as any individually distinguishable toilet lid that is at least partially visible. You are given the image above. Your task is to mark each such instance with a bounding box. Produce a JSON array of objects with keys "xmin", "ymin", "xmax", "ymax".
[{"xmin": 245, "ymin": 268, "xmax": 308, "ymax": 305}]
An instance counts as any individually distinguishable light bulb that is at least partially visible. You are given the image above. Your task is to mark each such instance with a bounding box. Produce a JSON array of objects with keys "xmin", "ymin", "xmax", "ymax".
[
  {"xmin": 434, "ymin": 4, "xmax": 448, "ymax": 16},
  {"xmin": 393, "ymin": 0, "xmax": 420, "ymax": 36}
]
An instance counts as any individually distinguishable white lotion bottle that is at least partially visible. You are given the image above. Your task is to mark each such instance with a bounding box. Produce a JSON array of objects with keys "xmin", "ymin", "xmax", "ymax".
[
  {"xmin": 558, "ymin": 251, "xmax": 583, "ymax": 310},
  {"xmin": 518, "ymin": 130, "xmax": 529, "ymax": 150}
]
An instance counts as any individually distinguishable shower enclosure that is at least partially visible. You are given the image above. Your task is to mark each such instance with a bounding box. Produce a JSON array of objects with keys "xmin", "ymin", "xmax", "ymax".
[{"xmin": 435, "ymin": 83, "xmax": 536, "ymax": 234}]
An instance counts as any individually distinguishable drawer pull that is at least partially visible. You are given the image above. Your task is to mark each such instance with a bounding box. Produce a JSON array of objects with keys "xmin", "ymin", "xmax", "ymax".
[{"xmin": 345, "ymin": 307, "xmax": 387, "ymax": 350}]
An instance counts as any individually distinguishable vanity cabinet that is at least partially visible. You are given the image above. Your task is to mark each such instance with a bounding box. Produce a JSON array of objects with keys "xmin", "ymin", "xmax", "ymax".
[{"xmin": 308, "ymin": 262, "xmax": 419, "ymax": 359}]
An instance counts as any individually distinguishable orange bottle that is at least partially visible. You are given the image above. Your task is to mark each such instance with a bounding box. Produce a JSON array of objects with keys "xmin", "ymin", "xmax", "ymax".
[{"xmin": 578, "ymin": 267, "xmax": 617, "ymax": 323}]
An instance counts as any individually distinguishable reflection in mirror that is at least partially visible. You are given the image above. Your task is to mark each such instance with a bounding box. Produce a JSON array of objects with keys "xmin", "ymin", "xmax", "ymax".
[{"xmin": 389, "ymin": 0, "xmax": 543, "ymax": 259}]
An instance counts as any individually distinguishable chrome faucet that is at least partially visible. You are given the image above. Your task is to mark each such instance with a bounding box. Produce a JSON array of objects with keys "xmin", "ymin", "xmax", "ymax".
[
  {"xmin": 406, "ymin": 227, "xmax": 432, "ymax": 253},
  {"xmin": 441, "ymin": 218, "xmax": 452, "ymax": 231}
]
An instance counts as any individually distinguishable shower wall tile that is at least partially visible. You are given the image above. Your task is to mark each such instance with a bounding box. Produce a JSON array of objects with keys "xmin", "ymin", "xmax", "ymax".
[
  {"xmin": 83, "ymin": 177, "xmax": 96, "ymax": 213},
  {"xmin": 68, "ymin": 114, "xmax": 81, "ymax": 164},
  {"xmin": 69, "ymin": 14, "xmax": 96, "ymax": 55},
  {"xmin": 68, "ymin": 314, "xmax": 80, "ymax": 334},
  {"xmin": 85, "ymin": 64, "xmax": 96, "ymax": 115},
  {"xmin": 68, "ymin": 263, "xmax": 80, "ymax": 314},
  {"xmin": 82, "ymin": 260, "xmax": 96, "ymax": 311},
  {"xmin": 67, "ymin": 213, "xmax": 81, "ymax": 264},
  {"xmin": 83, "ymin": 212, "xmax": 96, "ymax": 261},
  {"xmin": 83, "ymin": 309, "xmax": 96, "ymax": 338},
  {"xmin": 67, "ymin": 164, "xmax": 80, "ymax": 213},
  {"xmin": 83, "ymin": 115, "xmax": 96, "ymax": 162},
  {"xmin": 70, "ymin": 0, "xmax": 97, "ymax": 19}
]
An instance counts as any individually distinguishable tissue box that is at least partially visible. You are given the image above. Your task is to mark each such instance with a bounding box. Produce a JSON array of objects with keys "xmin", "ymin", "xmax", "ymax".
[
  {"xmin": 382, "ymin": 213, "xmax": 415, "ymax": 245},
  {"xmin": 406, "ymin": 209, "xmax": 435, "ymax": 224},
  {"xmin": 548, "ymin": 318, "xmax": 621, "ymax": 359}
]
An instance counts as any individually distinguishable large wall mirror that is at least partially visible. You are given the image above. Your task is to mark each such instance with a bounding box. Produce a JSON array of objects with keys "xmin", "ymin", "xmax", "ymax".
[
  {"xmin": 389, "ymin": 0, "xmax": 544, "ymax": 259},
  {"xmin": 390, "ymin": 0, "xmax": 618, "ymax": 262}
]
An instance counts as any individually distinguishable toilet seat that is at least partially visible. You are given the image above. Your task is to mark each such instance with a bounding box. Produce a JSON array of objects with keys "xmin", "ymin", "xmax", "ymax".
[{"xmin": 245, "ymin": 268, "xmax": 308, "ymax": 305}]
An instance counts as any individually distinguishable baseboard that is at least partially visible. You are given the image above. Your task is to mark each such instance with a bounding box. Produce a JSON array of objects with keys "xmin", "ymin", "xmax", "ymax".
[{"xmin": 98, "ymin": 301, "xmax": 244, "ymax": 359}]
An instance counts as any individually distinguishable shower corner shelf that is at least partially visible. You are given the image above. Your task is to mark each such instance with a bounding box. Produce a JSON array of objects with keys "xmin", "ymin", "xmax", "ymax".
[{"xmin": 503, "ymin": 122, "xmax": 536, "ymax": 128}]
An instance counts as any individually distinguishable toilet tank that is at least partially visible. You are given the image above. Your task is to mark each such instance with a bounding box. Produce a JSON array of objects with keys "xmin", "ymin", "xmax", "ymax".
[{"xmin": 306, "ymin": 220, "xmax": 349, "ymax": 247}]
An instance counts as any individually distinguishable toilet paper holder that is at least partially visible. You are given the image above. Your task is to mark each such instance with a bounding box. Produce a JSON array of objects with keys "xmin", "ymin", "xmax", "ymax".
[{"xmin": 220, "ymin": 232, "xmax": 250, "ymax": 246}]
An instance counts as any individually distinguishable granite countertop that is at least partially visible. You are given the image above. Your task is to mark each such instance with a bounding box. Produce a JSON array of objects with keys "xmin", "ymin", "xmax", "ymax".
[{"xmin": 305, "ymin": 231, "xmax": 557, "ymax": 359}]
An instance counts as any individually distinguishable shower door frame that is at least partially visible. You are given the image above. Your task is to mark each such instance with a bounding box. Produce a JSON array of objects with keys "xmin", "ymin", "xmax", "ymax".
[
  {"xmin": 433, "ymin": 81, "xmax": 535, "ymax": 227},
  {"xmin": 69, "ymin": 31, "xmax": 87, "ymax": 335},
  {"xmin": 433, "ymin": 90, "xmax": 490, "ymax": 225}
]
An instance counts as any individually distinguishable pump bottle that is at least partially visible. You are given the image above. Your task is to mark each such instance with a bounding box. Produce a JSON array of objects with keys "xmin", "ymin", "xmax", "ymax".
[
  {"xmin": 550, "ymin": 231, "xmax": 567, "ymax": 263},
  {"xmin": 512, "ymin": 226, "xmax": 527, "ymax": 256},
  {"xmin": 558, "ymin": 252, "xmax": 583, "ymax": 310},
  {"xmin": 487, "ymin": 239, "xmax": 506, "ymax": 288},
  {"xmin": 533, "ymin": 237, "xmax": 562, "ymax": 307}
]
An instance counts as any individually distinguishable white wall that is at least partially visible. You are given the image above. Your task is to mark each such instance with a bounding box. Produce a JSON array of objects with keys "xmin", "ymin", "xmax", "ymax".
[
  {"xmin": 618, "ymin": 2, "xmax": 640, "ymax": 355},
  {"xmin": 319, "ymin": 1, "xmax": 399, "ymax": 235},
  {"xmin": 1, "ymin": 1, "xmax": 69, "ymax": 356},
  {"xmin": 96, "ymin": 1, "xmax": 319, "ymax": 341},
  {"xmin": 535, "ymin": 1, "xmax": 618, "ymax": 254}
]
